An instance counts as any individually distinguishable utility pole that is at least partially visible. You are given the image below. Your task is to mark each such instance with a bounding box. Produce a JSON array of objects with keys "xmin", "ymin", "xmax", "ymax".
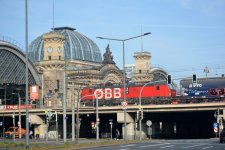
[
  {"xmin": 217, "ymin": 108, "xmax": 220, "ymax": 138},
  {"xmin": 204, "ymin": 66, "xmax": 209, "ymax": 78},
  {"xmin": 96, "ymin": 95, "xmax": 99, "ymax": 140},
  {"xmin": 97, "ymin": 32, "xmax": 151, "ymax": 140},
  {"xmin": 55, "ymin": 111, "xmax": 58, "ymax": 143},
  {"xmin": 13, "ymin": 111, "xmax": 15, "ymax": 143},
  {"xmin": 72, "ymin": 82, "xmax": 75, "ymax": 141},
  {"xmin": 25, "ymin": 0, "xmax": 30, "ymax": 148},
  {"xmin": 63, "ymin": 71, "xmax": 67, "ymax": 143},
  {"xmin": 76, "ymin": 98, "xmax": 80, "ymax": 143},
  {"xmin": 18, "ymin": 93, "xmax": 21, "ymax": 139}
]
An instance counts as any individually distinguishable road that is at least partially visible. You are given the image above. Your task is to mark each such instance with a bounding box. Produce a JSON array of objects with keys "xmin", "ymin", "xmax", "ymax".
[{"xmin": 83, "ymin": 139, "xmax": 225, "ymax": 150}]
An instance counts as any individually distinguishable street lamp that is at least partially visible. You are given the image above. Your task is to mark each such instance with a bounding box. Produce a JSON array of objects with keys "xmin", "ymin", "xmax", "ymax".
[
  {"xmin": 12, "ymin": 92, "xmax": 21, "ymax": 139},
  {"xmin": 109, "ymin": 119, "xmax": 113, "ymax": 140},
  {"xmin": 95, "ymin": 94, "xmax": 99, "ymax": 140},
  {"xmin": 63, "ymin": 71, "xmax": 67, "ymax": 143},
  {"xmin": 12, "ymin": 112, "xmax": 15, "ymax": 142},
  {"xmin": 97, "ymin": 32, "xmax": 151, "ymax": 140},
  {"xmin": 76, "ymin": 97, "xmax": 80, "ymax": 143},
  {"xmin": 75, "ymin": 81, "xmax": 89, "ymax": 143},
  {"xmin": 76, "ymin": 93, "xmax": 99, "ymax": 143},
  {"xmin": 25, "ymin": 0, "xmax": 29, "ymax": 148},
  {"xmin": 138, "ymin": 80, "xmax": 166, "ymax": 140},
  {"xmin": 71, "ymin": 82, "xmax": 75, "ymax": 142}
]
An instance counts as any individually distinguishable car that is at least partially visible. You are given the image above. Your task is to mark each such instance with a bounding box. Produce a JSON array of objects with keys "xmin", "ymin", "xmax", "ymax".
[
  {"xmin": 4, "ymin": 127, "xmax": 26, "ymax": 138},
  {"xmin": 220, "ymin": 128, "xmax": 225, "ymax": 143}
]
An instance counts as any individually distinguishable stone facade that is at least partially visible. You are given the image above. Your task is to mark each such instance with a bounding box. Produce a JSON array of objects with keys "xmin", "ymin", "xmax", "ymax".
[
  {"xmin": 34, "ymin": 32, "xmax": 123, "ymax": 108},
  {"xmin": 132, "ymin": 51, "xmax": 154, "ymax": 83}
]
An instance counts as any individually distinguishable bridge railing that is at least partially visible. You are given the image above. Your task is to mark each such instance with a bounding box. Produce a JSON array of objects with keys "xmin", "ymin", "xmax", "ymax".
[{"xmin": 0, "ymin": 35, "xmax": 25, "ymax": 51}]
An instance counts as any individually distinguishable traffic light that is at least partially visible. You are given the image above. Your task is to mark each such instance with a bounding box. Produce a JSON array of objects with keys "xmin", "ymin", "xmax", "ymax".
[
  {"xmin": 136, "ymin": 111, "xmax": 139, "ymax": 120},
  {"xmin": 125, "ymin": 87, "xmax": 129, "ymax": 94},
  {"xmin": 192, "ymin": 74, "xmax": 197, "ymax": 84},
  {"xmin": 167, "ymin": 75, "xmax": 172, "ymax": 84},
  {"xmin": 136, "ymin": 110, "xmax": 143, "ymax": 120}
]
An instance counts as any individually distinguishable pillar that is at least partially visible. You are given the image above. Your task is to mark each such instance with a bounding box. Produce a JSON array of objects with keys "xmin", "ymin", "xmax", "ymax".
[{"xmin": 117, "ymin": 112, "xmax": 135, "ymax": 140}]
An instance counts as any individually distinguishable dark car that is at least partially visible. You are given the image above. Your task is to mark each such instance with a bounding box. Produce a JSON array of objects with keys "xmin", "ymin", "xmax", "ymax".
[{"xmin": 220, "ymin": 128, "xmax": 225, "ymax": 143}]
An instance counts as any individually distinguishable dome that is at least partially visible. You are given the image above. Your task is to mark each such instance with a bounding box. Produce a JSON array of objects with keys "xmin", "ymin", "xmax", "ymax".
[{"xmin": 29, "ymin": 27, "xmax": 102, "ymax": 63}]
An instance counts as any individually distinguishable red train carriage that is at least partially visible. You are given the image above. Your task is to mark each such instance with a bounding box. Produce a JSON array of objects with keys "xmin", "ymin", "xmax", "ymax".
[{"xmin": 81, "ymin": 83, "xmax": 176, "ymax": 105}]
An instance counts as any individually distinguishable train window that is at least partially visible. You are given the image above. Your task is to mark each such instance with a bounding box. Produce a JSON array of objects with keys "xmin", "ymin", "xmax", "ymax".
[
  {"xmin": 219, "ymin": 88, "xmax": 225, "ymax": 95},
  {"xmin": 209, "ymin": 88, "xmax": 218, "ymax": 95},
  {"xmin": 156, "ymin": 86, "xmax": 160, "ymax": 90}
]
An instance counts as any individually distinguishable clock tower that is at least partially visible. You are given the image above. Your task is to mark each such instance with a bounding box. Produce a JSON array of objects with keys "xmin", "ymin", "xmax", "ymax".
[
  {"xmin": 132, "ymin": 51, "xmax": 153, "ymax": 83},
  {"xmin": 43, "ymin": 31, "xmax": 65, "ymax": 61},
  {"xmin": 40, "ymin": 31, "xmax": 65, "ymax": 107}
]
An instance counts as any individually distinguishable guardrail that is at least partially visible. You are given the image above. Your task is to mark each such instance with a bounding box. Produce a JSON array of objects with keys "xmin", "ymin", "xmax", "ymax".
[{"xmin": 0, "ymin": 35, "xmax": 24, "ymax": 51}]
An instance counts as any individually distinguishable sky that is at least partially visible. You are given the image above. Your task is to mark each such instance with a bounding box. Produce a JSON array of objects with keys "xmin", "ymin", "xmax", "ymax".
[{"xmin": 0, "ymin": 0, "xmax": 225, "ymax": 81}]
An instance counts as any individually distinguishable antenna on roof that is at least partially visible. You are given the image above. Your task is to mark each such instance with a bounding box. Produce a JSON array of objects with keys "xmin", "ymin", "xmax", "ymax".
[
  {"xmin": 141, "ymin": 25, "xmax": 143, "ymax": 52},
  {"xmin": 52, "ymin": 0, "xmax": 55, "ymax": 31}
]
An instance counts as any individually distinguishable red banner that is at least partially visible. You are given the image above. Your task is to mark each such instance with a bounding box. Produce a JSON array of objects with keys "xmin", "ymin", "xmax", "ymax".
[
  {"xmin": 30, "ymin": 85, "xmax": 39, "ymax": 100},
  {"xmin": 1, "ymin": 105, "xmax": 33, "ymax": 110}
]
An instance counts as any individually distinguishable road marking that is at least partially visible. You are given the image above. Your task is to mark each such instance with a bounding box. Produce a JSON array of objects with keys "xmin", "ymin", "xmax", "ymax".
[
  {"xmin": 182, "ymin": 144, "xmax": 205, "ymax": 149},
  {"xmin": 120, "ymin": 144, "xmax": 135, "ymax": 147},
  {"xmin": 202, "ymin": 146, "xmax": 213, "ymax": 149},
  {"xmin": 160, "ymin": 145, "xmax": 174, "ymax": 149},
  {"xmin": 141, "ymin": 143, "xmax": 170, "ymax": 148}
]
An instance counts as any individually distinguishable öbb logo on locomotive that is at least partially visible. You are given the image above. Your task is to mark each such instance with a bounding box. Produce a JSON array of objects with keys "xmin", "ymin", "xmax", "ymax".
[{"xmin": 94, "ymin": 88, "xmax": 122, "ymax": 99}]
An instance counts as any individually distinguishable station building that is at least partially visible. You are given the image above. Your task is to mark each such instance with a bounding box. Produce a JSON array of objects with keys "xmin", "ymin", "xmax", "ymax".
[
  {"xmin": 0, "ymin": 27, "xmax": 168, "ymax": 139},
  {"xmin": 27, "ymin": 26, "xmax": 167, "ymax": 109}
]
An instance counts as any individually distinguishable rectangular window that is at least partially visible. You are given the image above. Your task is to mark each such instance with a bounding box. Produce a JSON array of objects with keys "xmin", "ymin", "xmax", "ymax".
[
  {"xmin": 57, "ymin": 80, "xmax": 60, "ymax": 90},
  {"xmin": 156, "ymin": 86, "xmax": 160, "ymax": 90},
  {"xmin": 48, "ymin": 56, "xmax": 51, "ymax": 60},
  {"xmin": 59, "ymin": 56, "xmax": 61, "ymax": 60}
]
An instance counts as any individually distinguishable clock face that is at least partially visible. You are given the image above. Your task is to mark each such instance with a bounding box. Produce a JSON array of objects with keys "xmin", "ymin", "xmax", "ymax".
[
  {"xmin": 47, "ymin": 46, "xmax": 52, "ymax": 53},
  {"xmin": 57, "ymin": 46, "xmax": 62, "ymax": 53}
]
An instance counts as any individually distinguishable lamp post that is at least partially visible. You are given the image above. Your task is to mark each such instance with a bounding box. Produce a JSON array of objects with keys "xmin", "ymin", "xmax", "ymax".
[
  {"xmin": 76, "ymin": 97, "xmax": 80, "ymax": 144},
  {"xmin": 12, "ymin": 92, "xmax": 21, "ymax": 139},
  {"xmin": 76, "ymin": 93, "xmax": 100, "ymax": 142},
  {"xmin": 97, "ymin": 32, "xmax": 151, "ymax": 140},
  {"xmin": 63, "ymin": 71, "xmax": 67, "ymax": 143},
  {"xmin": 138, "ymin": 80, "xmax": 166, "ymax": 140},
  {"xmin": 71, "ymin": 82, "xmax": 75, "ymax": 142},
  {"xmin": 109, "ymin": 119, "xmax": 113, "ymax": 140},
  {"xmin": 25, "ymin": 0, "xmax": 29, "ymax": 148},
  {"xmin": 95, "ymin": 94, "xmax": 99, "ymax": 140},
  {"xmin": 75, "ymin": 82, "xmax": 87, "ymax": 143},
  {"xmin": 204, "ymin": 66, "xmax": 209, "ymax": 78}
]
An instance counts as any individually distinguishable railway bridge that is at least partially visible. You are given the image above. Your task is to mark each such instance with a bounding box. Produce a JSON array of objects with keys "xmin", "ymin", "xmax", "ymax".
[{"xmin": 0, "ymin": 101, "xmax": 225, "ymax": 140}]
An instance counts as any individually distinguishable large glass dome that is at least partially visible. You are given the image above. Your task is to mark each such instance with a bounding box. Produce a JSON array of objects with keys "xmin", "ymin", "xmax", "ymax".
[{"xmin": 29, "ymin": 27, "xmax": 102, "ymax": 63}]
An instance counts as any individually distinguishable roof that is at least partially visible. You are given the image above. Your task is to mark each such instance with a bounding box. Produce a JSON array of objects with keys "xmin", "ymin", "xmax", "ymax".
[
  {"xmin": 0, "ymin": 40, "xmax": 41, "ymax": 85},
  {"xmin": 29, "ymin": 27, "xmax": 102, "ymax": 63}
]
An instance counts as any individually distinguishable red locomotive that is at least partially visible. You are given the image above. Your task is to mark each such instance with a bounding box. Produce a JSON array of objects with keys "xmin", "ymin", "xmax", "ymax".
[
  {"xmin": 81, "ymin": 83, "xmax": 176, "ymax": 106},
  {"xmin": 80, "ymin": 77, "xmax": 225, "ymax": 106}
]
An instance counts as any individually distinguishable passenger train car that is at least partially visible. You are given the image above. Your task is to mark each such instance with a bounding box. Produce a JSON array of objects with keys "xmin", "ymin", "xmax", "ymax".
[{"xmin": 180, "ymin": 77, "xmax": 225, "ymax": 98}]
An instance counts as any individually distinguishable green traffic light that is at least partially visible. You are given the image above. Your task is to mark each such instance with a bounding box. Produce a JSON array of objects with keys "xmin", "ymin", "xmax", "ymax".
[{"xmin": 192, "ymin": 74, "xmax": 197, "ymax": 83}]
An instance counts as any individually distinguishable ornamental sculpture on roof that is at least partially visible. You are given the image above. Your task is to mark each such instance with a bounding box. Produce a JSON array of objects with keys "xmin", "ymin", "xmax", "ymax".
[{"xmin": 102, "ymin": 44, "xmax": 115, "ymax": 64}]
